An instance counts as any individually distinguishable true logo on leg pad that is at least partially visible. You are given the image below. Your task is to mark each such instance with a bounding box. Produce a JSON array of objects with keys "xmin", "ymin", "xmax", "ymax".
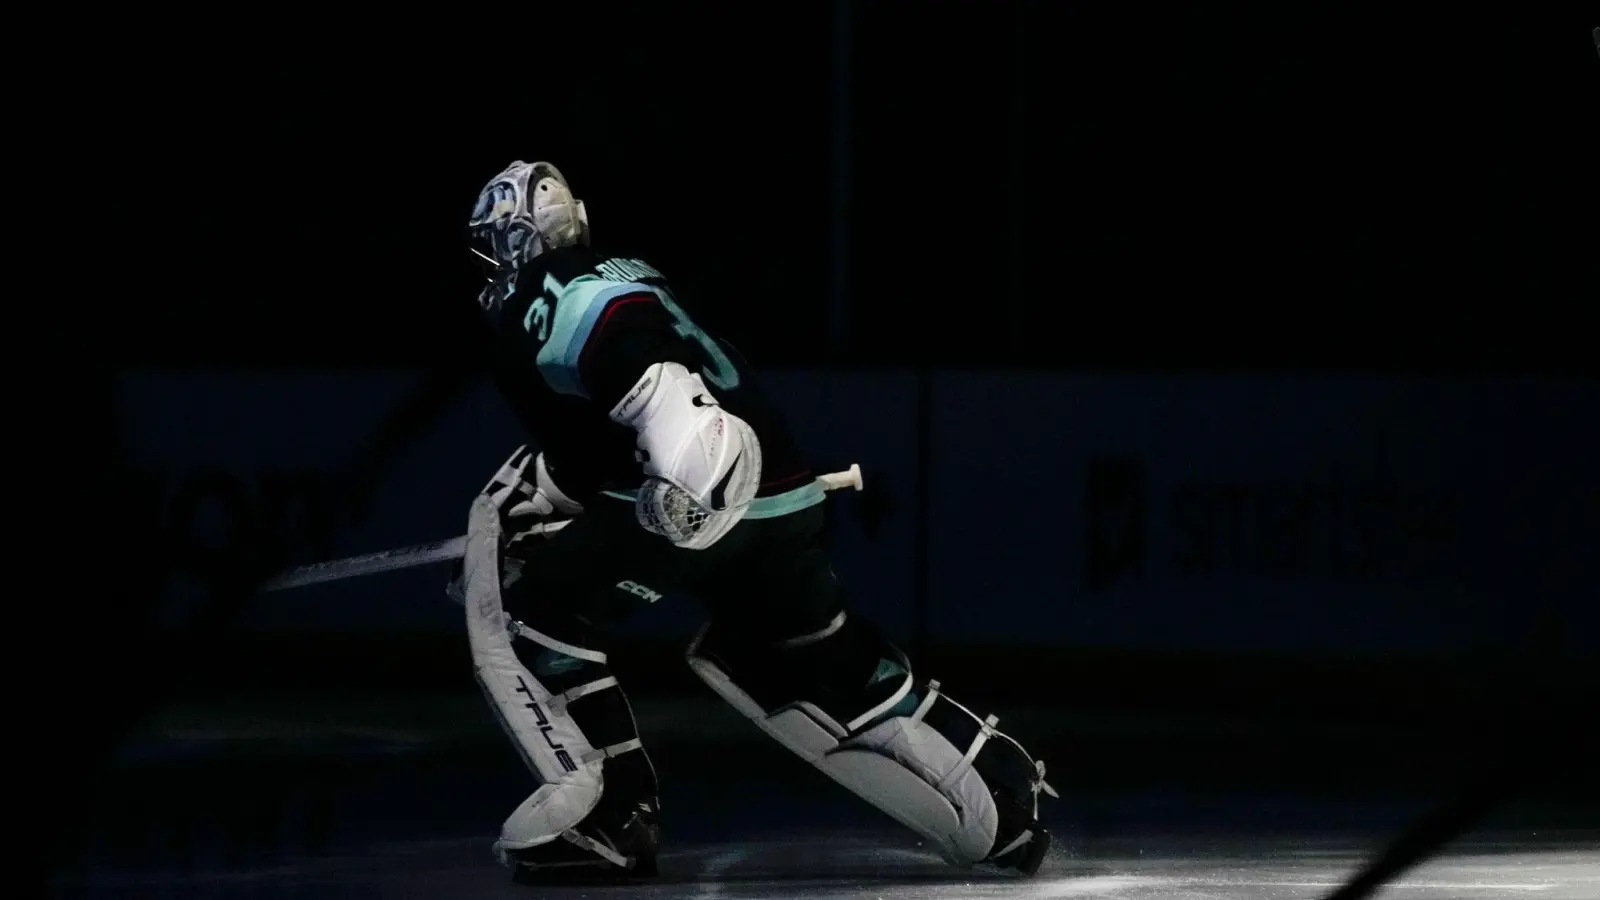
[{"xmin": 516, "ymin": 676, "xmax": 579, "ymax": 773}]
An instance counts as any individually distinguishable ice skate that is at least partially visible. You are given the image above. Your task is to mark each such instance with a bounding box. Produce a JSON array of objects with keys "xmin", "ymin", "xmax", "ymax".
[{"xmin": 505, "ymin": 797, "xmax": 661, "ymax": 882}]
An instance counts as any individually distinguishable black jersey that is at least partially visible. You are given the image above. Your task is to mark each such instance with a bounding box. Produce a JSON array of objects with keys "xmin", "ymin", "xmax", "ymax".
[{"xmin": 480, "ymin": 245, "xmax": 813, "ymax": 501}]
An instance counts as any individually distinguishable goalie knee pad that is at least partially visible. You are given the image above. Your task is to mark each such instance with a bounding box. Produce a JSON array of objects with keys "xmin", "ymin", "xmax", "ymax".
[
  {"xmin": 686, "ymin": 614, "xmax": 1057, "ymax": 874},
  {"xmin": 463, "ymin": 495, "xmax": 657, "ymax": 872}
]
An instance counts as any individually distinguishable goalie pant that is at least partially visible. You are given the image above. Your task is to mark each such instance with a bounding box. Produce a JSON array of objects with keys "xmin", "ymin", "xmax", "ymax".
[{"xmin": 462, "ymin": 481, "xmax": 1057, "ymax": 873}]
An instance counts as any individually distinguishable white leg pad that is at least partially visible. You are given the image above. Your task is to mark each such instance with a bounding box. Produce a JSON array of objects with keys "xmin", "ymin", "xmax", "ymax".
[
  {"xmin": 465, "ymin": 495, "xmax": 604, "ymax": 855},
  {"xmin": 687, "ymin": 633, "xmax": 1000, "ymax": 866}
]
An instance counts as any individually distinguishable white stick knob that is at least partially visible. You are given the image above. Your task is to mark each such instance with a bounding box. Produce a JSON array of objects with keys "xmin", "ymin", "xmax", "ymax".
[{"xmin": 818, "ymin": 463, "xmax": 863, "ymax": 492}]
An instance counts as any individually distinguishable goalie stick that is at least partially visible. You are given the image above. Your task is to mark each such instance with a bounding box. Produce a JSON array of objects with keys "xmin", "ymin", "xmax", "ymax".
[{"xmin": 258, "ymin": 464, "xmax": 864, "ymax": 593}]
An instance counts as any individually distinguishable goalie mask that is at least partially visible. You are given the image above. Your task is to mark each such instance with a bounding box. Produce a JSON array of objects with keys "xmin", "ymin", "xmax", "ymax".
[{"xmin": 467, "ymin": 160, "xmax": 590, "ymax": 312}]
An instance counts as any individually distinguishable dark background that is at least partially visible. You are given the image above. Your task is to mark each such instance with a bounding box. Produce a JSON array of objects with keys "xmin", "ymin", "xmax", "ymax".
[
  {"xmin": 106, "ymin": 8, "xmax": 1594, "ymax": 372},
  {"xmin": 55, "ymin": 8, "xmax": 1599, "ymax": 897}
]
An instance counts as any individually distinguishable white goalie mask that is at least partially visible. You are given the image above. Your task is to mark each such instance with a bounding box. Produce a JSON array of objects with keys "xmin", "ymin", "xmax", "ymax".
[{"xmin": 467, "ymin": 160, "xmax": 590, "ymax": 312}]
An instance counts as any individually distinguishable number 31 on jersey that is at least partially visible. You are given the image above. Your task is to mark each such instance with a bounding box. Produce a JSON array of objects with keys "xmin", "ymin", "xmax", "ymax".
[{"xmin": 522, "ymin": 273, "xmax": 562, "ymax": 343}]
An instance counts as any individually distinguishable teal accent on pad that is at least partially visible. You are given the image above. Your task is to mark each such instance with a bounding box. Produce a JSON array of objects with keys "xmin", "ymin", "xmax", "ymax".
[
  {"xmin": 600, "ymin": 479, "xmax": 824, "ymax": 520},
  {"xmin": 533, "ymin": 647, "xmax": 588, "ymax": 676}
]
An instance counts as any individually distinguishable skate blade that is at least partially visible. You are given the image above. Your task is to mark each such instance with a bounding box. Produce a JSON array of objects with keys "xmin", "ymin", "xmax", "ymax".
[{"xmin": 512, "ymin": 854, "xmax": 657, "ymax": 885}]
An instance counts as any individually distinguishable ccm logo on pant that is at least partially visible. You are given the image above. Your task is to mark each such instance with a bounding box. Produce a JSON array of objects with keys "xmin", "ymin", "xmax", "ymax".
[
  {"xmin": 514, "ymin": 676, "xmax": 579, "ymax": 773},
  {"xmin": 617, "ymin": 580, "xmax": 662, "ymax": 603}
]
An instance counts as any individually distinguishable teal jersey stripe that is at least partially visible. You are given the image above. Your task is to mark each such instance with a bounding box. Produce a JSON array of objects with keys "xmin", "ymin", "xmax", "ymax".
[
  {"xmin": 536, "ymin": 280, "xmax": 657, "ymax": 398},
  {"xmin": 600, "ymin": 479, "xmax": 825, "ymax": 520}
]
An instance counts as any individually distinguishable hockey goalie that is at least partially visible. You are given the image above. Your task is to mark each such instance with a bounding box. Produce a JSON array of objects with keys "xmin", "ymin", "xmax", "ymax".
[{"xmin": 450, "ymin": 160, "xmax": 1057, "ymax": 881}]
